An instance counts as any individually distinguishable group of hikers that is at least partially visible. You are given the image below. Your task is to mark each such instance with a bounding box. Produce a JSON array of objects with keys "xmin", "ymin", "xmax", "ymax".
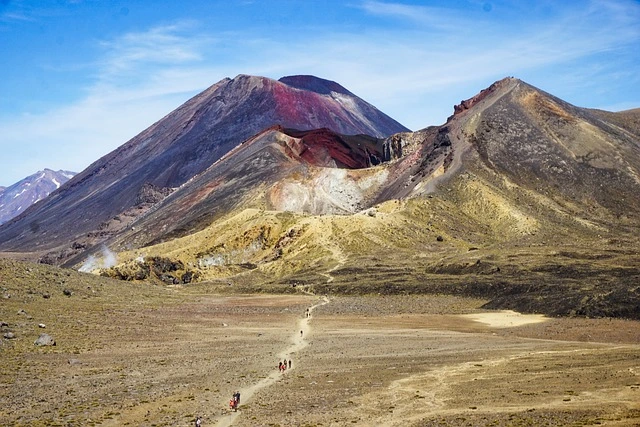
[
  {"xmin": 229, "ymin": 390, "xmax": 241, "ymax": 411},
  {"xmin": 195, "ymin": 307, "xmax": 313, "ymax": 424},
  {"xmin": 195, "ymin": 388, "xmax": 240, "ymax": 424},
  {"xmin": 278, "ymin": 358, "xmax": 292, "ymax": 372}
]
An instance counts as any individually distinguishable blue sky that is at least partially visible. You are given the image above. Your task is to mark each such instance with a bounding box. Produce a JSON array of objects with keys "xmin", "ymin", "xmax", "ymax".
[{"xmin": 1, "ymin": 0, "xmax": 639, "ymax": 186}]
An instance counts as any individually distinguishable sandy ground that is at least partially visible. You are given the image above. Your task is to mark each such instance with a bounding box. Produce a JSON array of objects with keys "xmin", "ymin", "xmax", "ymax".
[
  {"xmin": 231, "ymin": 296, "xmax": 640, "ymax": 427},
  {"xmin": 460, "ymin": 310, "xmax": 548, "ymax": 328},
  {"xmin": 2, "ymin": 292, "xmax": 639, "ymax": 427}
]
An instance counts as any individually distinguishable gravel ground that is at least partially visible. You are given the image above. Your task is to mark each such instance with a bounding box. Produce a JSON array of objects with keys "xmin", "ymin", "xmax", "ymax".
[{"xmin": 1, "ymin": 280, "xmax": 639, "ymax": 427}]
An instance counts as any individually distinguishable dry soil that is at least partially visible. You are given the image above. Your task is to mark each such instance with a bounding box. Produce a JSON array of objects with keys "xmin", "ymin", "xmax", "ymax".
[{"xmin": 2, "ymin": 276, "xmax": 639, "ymax": 427}]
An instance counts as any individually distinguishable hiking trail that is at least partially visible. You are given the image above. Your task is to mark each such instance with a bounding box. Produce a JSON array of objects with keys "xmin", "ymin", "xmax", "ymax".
[{"xmin": 214, "ymin": 295, "xmax": 330, "ymax": 427}]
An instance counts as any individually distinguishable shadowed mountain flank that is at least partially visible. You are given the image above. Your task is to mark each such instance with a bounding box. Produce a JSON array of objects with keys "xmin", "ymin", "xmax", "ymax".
[
  {"xmin": 279, "ymin": 75, "xmax": 355, "ymax": 96},
  {"xmin": 280, "ymin": 128, "xmax": 385, "ymax": 168}
]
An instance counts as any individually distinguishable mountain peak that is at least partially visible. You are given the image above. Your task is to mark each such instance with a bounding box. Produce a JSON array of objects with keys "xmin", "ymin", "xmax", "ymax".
[
  {"xmin": 449, "ymin": 76, "xmax": 520, "ymax": 119},
  {"xmin": 232, "ymin": 73, "xmax": 268, "ymax": 83},
  {"xmin": 0, "ymin": 73, "xmax": 407, "ymax": 256},
  {"xmin": 0, "ymin": 169, "xmax": 76, "ymax": 225},
  {"xmin": 278, "ymin": 75, "xmax": 353, "ymax": 96}
]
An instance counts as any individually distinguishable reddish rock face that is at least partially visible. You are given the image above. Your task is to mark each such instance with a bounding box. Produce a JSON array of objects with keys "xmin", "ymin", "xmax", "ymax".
[{"xmin": 281, "ymin": 128, "xmax": 383, "ymax": 169}]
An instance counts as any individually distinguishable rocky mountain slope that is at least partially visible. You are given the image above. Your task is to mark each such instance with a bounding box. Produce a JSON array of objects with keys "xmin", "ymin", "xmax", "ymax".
[
  {"xmin": 0, "ymin": 74, "xmax": 408, "ymax": 260},
  {"xmin": 0, "ymin": 169, "xmax": 75, "ymax": 225},
  {"xmin": 65, "ymin": 125, "xmax": 412, "ymax": 265},
  {"xmin": 1, "ymin": 76, "xmax": 639, "ymax": 319},
  {"xmin": 96, "ymin": 77, "xmax": 640, "ymax": 319}
]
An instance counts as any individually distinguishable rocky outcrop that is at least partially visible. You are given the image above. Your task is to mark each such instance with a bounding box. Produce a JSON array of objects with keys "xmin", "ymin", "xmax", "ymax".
[
  {"xmin": 450, "ymin": 77, "xmax": 516, "ymax": 119},
  {"xmin": 382, "ymin": 134, "xmax": 404, "ymax": 161},
  {"xmin": 135, "ymin": 183, "xmax": 174, "ymax": 205},
  {"xmin": 34, "ymin": 334, "xmax": 55, "ymax": 346},
  {"xmin": 100, "ymin": 256, "xmax": 197, "ymax": 285}
]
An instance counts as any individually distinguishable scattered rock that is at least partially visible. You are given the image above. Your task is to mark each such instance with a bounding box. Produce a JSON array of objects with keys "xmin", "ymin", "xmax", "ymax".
[
  {"xmin": 135, "ymin": 183, "xmax": 174, "ymax": 205},
  {"xmin": 181, "ymin": 271, "xmax": 197, "ymax": 284},
  {"xmin": 38, "ymin": 323, "xmax": 46, "ymax": 328},
  {"xmin": 68, "ymin": 358, "xmax": 82, "ymax": 366},
  {"xmin": 17, "ymin": 309, "xmax": 27, "ymax": 315},
  {"xmin": 4, "ymin": 332, "xmax": 16, "ymax": 339},
  {"xmin": 0, "ymin": 321, "xmax": 8, "ymax": 328},
  {"xmin": 42, "ymin": 293, "xmax": 51, "ymax": 299},
  {"xmin": 159, "ymin": 274, "xmax": 178, "ymax": 285},
  {"xmin": 436, "ymin": 235, "xmax": 444, "ymax": 242},
  {"xmin": 71, "ymin": 241, "xmax": 86, "ymax": 250},
  {"xmin": 63, "ymin": 289, "xmax": 73, "ymax": 296},
  {"xmin": 34, "ymin": 333, "xmax": 56, "ymax": 346}
]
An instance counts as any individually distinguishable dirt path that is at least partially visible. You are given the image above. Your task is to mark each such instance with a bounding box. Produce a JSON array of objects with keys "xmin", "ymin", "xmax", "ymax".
[
  {"xmin": 214, "ymin": 296, "xmax": 330, "ymax": 426},
  {"xmin": 314, "ymin": 218, "xmax": 347, "ymax": 284}
]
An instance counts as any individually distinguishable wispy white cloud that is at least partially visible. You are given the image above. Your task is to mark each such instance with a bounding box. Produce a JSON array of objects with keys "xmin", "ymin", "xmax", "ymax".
[
  {"xmin": 95, "ymin": 22, "xmax": 208, "ymax": 82},
  {"xmin": 358, "ymin": 0, "xmax": 484, "ymax": 31},
  {"xmin": 0, "ymin": 12, "xmax": 35, "ymax": 22},
  {"xmin": 227, "ymin": 0, "xmax": 639, "ymax": 126},
  {"xmin": 308, "ymin": 0, "xmax": 640, "ymax": 123}
]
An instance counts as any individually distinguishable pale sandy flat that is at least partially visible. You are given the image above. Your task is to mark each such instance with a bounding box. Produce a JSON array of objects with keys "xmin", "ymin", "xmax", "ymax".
[{"xmin": 461, "ymin": 309, "xmax": 549, "ymax": 327}]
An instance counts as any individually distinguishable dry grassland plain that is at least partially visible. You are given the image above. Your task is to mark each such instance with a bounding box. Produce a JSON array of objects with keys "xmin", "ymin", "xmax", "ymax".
[{"xmin": 1, "ymin": 259, "xmax": 639, "ymax": 427}]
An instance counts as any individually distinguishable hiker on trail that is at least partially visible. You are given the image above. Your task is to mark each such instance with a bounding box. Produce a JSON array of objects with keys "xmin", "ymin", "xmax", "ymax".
[
  {"xmin": 288, "ymin": 359, "xmax": 292, "ymax": 369},
  {"xmin": 229, "ymin": 391, "xmax": 240, "ymax": 411},
  {"xmin": 278, "ymin": 361, "xmax": 283, "ymax": 371},
  {"xmin": 300, "ymin": 330, "xmax": 303, "ymax": 337},
  {"xmin": 195, "ymin": 416, "xmax": 202, "ymax": 426}
]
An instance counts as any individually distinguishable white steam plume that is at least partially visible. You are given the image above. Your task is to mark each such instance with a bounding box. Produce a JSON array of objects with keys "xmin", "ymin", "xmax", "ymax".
[{"xmin": 78, "ymin": 245, "xmax": 118, "ymax": 272}]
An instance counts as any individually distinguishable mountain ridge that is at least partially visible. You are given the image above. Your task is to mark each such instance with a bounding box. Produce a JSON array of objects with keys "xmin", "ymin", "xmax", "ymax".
[{"xmin": 0, "ymin": 169, "xmax": 75, "ymax": 225}]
